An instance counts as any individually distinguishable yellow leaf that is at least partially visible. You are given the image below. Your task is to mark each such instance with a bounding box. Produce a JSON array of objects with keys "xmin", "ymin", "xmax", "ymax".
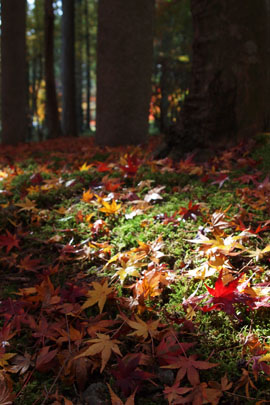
[
  {"xmin": 74, "ymin": 333, "xmax": 122, "ymax": 372},
  {"xmin": 246, "ymin": 245, "xmax": 270, "ymax": 261},
  {"xmin": 259, "ymin": 353, "xmax": 270, "ymax": 363},
  {"xmin": 15, "ymin": 197, "xmax": 37, "ymax": 212},
  {"xmin": 0, "ymin": 352, "xmax": 16, "ymax": 368},
  {"xmin": 79, "ymin": 162, "xmax": 93, "ymax": 171},
  {"xmin": 99, "ymin": 200, "xmax": 122, "ymax": 215},
  {"xmin": 124, "ymin": 314, "xmax": 160, "ymax": 340},
  {"xmin": 115, "ymin": 262, "xmax": 141, "ymax": 284},
  {"xmin": 81, "ymin": 280, "xmax": 113, "ymax": 313}
]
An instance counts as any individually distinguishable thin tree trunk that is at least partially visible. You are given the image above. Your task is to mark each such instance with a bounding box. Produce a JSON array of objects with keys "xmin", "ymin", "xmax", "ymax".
[
  {"xmin": 31, "ymin": 56, "xmax": 37, "ymax": 124},
  {"xmin": 96, "ymin": 0, "xmax": 155, "ymax": 146},
  {"xmin": 61, "ymin": 0, "xmax": 77, "ymax": 137},
  {"xmin": 85, "ymin": 0, "xmax": 91, "ymax": 131},
  {"xmin": 44, "ymin": 0, "xmax": 62, "ymax": 139},
  {"xmin": 75, "ymin": 0, "xmax": 84, "ymax": 134},
  {"xmin": 1, "ymin": 0, "xmax": 28, "ymax": 145}
]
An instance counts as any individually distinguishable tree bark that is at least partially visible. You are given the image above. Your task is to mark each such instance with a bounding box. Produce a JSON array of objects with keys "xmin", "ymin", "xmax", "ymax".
[
  {"xmin": 96, "ymin": 0, "xmax": 155, "ymax": 147},
  {"xmin": 75, "ymin": 0, "xmax": 84, "ymax": 134},
  {"xmin": 44, "ymin": 0, "xmax": 62, "ymax": 139},
  {"xmin": 167, "ymin": 0, "xmax": 270, "ymax": 157},
  {"xmin": 84, "ymin": 0, "xmax": 91, "ymax": 131},
  {"xmin": 1, "ymin": 0, "xmax": 28, "ymax": 145},
  {"xmin": 61, "ymin": 0, "xmax": 77, "ymax": 137}
]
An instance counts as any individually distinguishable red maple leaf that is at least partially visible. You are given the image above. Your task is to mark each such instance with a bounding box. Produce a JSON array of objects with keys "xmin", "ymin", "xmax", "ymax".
[
  {"xmin": 112, "ymin": 353, "xmax": 155, "ymax": 396},
  {"xmin": 162, "ymin": 354, "xmax": 218, "ymax": 386},
  {"xmin": 96, "ymin": 162, "xmax": 112, "ymax": 173},
  {"xmin": 178, "ymin": 201, "xmax": 201, "ymax": 220},
  {"xmin": 156, "ymin": 333, "xmax": 196, "ymax": 366},
  {"xmin": 0, "ymin": 231, "xmax": 20, "ymax": 253},
  {"xmin": 120, "ymin": 156, "xmax": 139, "ymax": 176},
  {"xmin": 211, "ymin": 173, "xmax": 229, "ymax": 188},
  {"xmin": 202, "ymin": 271, "xmax": 252, "ymax": 316}
]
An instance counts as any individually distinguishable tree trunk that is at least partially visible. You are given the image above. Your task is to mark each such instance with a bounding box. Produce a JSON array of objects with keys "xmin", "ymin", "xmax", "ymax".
[
  {"xmin": 61, "ymin": 0, "xmax": 77, "ymax": 137},
  {"xmin": 96, "ymin": 0, "xmax": 155, "ymax": 147},
  {"xmin": 44, "ymin": 0, "xmax": 62, "ymax": 139},
  {"xmin": 1, "ymin": 0, "xmax": 28, "ymax": 145},
  {"xmin": 75, "ymin": 0, "xmax": 84, "ymax": 134},
  {"xmin": 84, "ymin": 0, "xmax": 91, "ymax": 131},
  {"xmin": 167, "ymin": 0, "xmax": 270, "ymax": 157}
]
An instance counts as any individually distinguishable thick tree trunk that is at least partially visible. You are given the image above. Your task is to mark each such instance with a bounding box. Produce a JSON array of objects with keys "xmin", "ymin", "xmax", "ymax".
[
  {"xmin": 1, "ymin": 0, "xmax": 28, "ymax": 145},
  {"xmin": 167, "ymin": 0, "xmax": 270, "ymax": 157},
  {"xmin": 61, "ymin": 0, "xmax": 77, "ymax": 137},
  {"xmin": 96, "ymin": 0, "xmax": 155, "ymax": 147},
  {"xmin": 44, "ymin": 0, "xmax": 62, "ymax": 139}
]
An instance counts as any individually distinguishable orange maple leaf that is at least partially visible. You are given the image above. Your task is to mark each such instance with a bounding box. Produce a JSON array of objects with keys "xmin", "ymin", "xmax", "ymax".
[{"xmin": 81, "ymin": 189, "xmax": 94, "ymax": 203}]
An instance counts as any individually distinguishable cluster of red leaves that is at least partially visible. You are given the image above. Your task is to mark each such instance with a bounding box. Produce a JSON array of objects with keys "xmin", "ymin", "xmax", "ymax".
[{"xmin": 0, "ymin": 137, "xmax": 270, "ymax": 405}]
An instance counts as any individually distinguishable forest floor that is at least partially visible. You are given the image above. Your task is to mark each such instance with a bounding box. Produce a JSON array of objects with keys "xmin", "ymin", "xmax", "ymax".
[{"xmin": 0, "ymin": 134, "xmax": 270, "ymax": 405}]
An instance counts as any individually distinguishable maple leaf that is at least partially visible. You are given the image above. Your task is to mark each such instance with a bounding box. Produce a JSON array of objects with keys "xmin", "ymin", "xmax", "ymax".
[
  {"xmin": 211, "ymin": 172, "xmax": 229, "ymax": 188},
  {"xmin": 107, "ymin": 384, "xmax": 136, "ymax": 405},
  {"xmin": 79, "ymin": 162, "xmax": 93, "ymax": 171},
  {"xmin": 122, "ymin": 314, "xmax": 161, "ymax": 340},
  {"xmin": 163, "ymin": 381, "xmax": 192, "ymax": 404},
  {"xmin": 132, "ymin": 269, "xmax": 164, "ymax": 307},
  {"xmin": 0, "ymin": 347, "xmax": 16, "ymax": 368},
  {"xmin": 144, "ymin": 186, "xmax": 165, "ymax": 203},
  {"xmin": 30, "ymin": 172, "xmax": 43, "ymax": 185},
  {"xmin": 208, "ymin": 211, "xmax": 230, "ymax": 236},
  {"xmin": 99, "ymin": 199, "xmax": 122, "ymax": 215},
  {"xmin": 113, "ymin": 254, "xmax": 145, "ymax": 284},
  {"xmin": 112, "ymin": 353, "xmax": 155, "ymax": 396},
  {"xmin": 178, "ymin": 201, "xmax": 201, "ymax": 220},
  {"xmin": 234, "ymin": 368, "xmax": 257, "ymax": 398},
  {"xmin": 187, "ymin": 232, "xmax": 246, "ymax": 256},
  {"xmin": 119, "ymin": 155, "xmax": 139, "ymax": 176},
  {"xmin": 96, "ymin": 162, "xmax": 112, "ymax": 173},
  {"xmin": 0, "ymin": 377, "xmax": 15, "ymax": 405},
  {"xmin": 0, "ymin": 298, "xmax": 28, "ymax": 331},
  {"xmin": 15, "ymin": 197, "xmax": 37, "ymax": 212},
  {"xmin": 81, "ymin": 280, "xmax": 114, "ymax": 313},
  {"xmin": 81, "ymin": 189, "xmax": 94, "ymax": 203},
  {"xmin": 207, "ymin": 374, "xmax": 233, "ymax": 404},
  {"xmin": 234, "ymin": 173, "xmax": 259, "ymax": 185},
  {"xmin": 53, "ymin": 325, "xmax": 84, "ymax": 346},
  {"xmin": 136, "ymin": 235, "xmax": 165, "ymax": 263},
  {"xmin": 8, "ymin": 353, "xmax": 32, "ymax": 374},
  {"xmin": 180, "ymin": 382, "xmax": 221, "ymax": 405},
  {"xmin": 36, "ymin": 346, "xmax": 58, "ymax": 372},
  {"xmin": 0, "ymin": 324, "xmax": 16, "ymax": 346},
  {"xmin": 156, "ymin": 334, "xmax": 196, "ymax": 366},
  {"xmin": 0, "ymin": 231, "xmax": 20, "ymax": 253},
  {"xmin": 202, "ymin": 271, "xmax": 252, "ymax": 316},
  {"xmin": 245, "ymin": 244, "xmax": 270, "ymax": 261},
  {"xmin": 60, "ymin": 283, "xmax": 87, "ymax": 303},
  {"xmin": 18, "ymin": 255, "xmax": 41, "ymax": 272},
  {"xmin": 74, "ymin": 333, "xmax": 122, "ymax": 372},
  {"xmin": 162, "ymin": 354, "xmax": 218, "ymax": 386},
  {"xmin": 87, "ymin": 315, "xmax": 117, "ymax": 338},
  {"xmin": 103, "ymin": 178, "xmax": 123, "ymax": 192}
]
